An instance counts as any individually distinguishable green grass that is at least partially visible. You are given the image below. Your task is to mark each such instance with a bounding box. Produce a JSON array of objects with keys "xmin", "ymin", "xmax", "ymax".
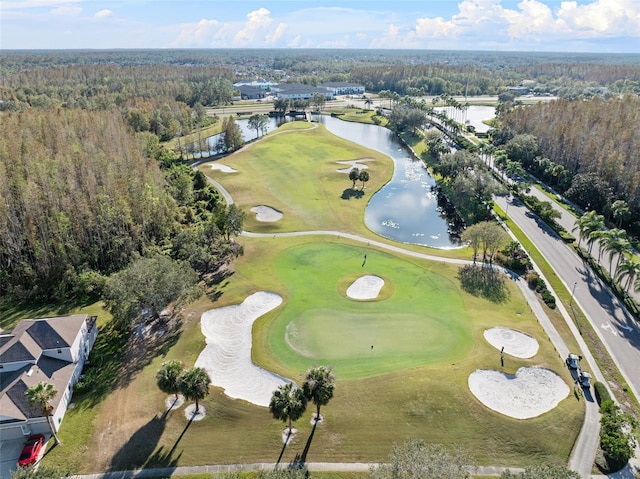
[
  {"xmin": 32, "ymin": 120, "xmax": 586, "ymax": 474},
  {"xmin": 200, "ymin": 122, "xmax": 393, "ymax": 236},
  {"xmin": 263, "ymin": 243, "xmax": 471, "ymax": 379}
]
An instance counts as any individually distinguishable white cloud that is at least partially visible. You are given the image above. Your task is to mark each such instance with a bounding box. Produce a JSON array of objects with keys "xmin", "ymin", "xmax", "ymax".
[
  {"xmin": 288, "ymin": 35, "xmax": 302, "ymax": 48},
  {"xmin": 233, "ymin": 8, "xmax": 273, "ymax": 46},
  {"xmin": 50, "ymin": 5, "xmax": 81, "ymax": 16},
  {"xmin": 172, "ymin": 18, "xmax": 221, "ymax": 47},
  {"xmin": 556, "ymin": 0, "xmax": 640, "ymax": 36},
  {"xmin": 94, "ymin": 9, "xmax": 113, "ymax": 19},
  {"xmin": 356, "ymin": 32, "xmax": 367, "ymax": 40},
  {"xmin": 266, "ymin": 22, "xmax": 287, "ymax": 44}
]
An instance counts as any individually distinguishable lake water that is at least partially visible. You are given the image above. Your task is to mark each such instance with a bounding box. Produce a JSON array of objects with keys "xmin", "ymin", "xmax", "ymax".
[
  {"xmin": 205, "ymin": 106, "xmax": 495, "ymax": 248},
  {"xmin": 435, "ymin": 105, "xmax": 495, "ymax": 133}
]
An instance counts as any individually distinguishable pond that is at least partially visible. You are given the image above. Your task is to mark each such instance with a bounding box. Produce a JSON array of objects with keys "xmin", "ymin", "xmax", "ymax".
[
  {"xmin": 204, "ymin": 105, "xmax": 495, "ymax": 249},
  {"xmin": 316, "ymin": 116, "xmax": 462, "ymax": 249}
]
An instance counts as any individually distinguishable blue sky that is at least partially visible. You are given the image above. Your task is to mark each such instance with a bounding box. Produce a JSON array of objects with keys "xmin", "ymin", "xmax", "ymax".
[{"xmin": 2, "ymin": 0, "xmax": 639, "ymax": 52}]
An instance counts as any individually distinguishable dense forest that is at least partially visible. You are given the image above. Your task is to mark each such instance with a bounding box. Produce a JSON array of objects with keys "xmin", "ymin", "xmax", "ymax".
[
  {"xmin": 0, "ymin": 108, "xmax": 241, "ymax": 302},
  {"xmin": 498, "ymin": 96, "xmax": 640, "ymax": 225}
]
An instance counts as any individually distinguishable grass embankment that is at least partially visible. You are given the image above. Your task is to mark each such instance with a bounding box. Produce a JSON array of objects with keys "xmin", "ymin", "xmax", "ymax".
[{"xmin": 29, "ymin": 119, "xmax": 583, "ymax": 474}]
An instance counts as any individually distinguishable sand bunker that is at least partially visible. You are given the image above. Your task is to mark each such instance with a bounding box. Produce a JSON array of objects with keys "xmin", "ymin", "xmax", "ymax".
[
  {"xmin": 251, "ymin": 205, "xmax": 283, "ymax": 222},
  {"xmin": 336, "ymin": 159, "xmax": 373, "ymax": 174},
  {"xmin": 346, "ymin": 275, "xmax": 384, "ymax": 300},
  {"xmin": 484, "ymin": 327, "xmax": 539, "ymax": 358},
  {"xmin": 195, "ymin": 292, "xmax": 291, "ymax": 407},
  {"xmin": 468, "ymin": 367, "xmax": 569, "ymax": 419},
  {"xmin": 210, "ymin": 163, "xmax": 237, "ymax": 173}
]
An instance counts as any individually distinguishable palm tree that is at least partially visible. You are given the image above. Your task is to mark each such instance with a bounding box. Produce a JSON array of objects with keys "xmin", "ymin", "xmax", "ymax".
[
  {"xmin": 269, "ymin": 383, "xmax": 307, "ymax": 435},
  {"xmin": 600, "ymin": 228, "xmax": 632, "ymax": 277},
  {"xmin": 25, "ymin": 381, "xmax": 60, "ymax": 444},
  {"xmin": 358, "ymin": 170, "xmax": 370, "ymax": 190},
  {"xmin": 349, "ymin": 167, "xmax": 360, "ymax": 189},
  {"xmin": 302, "ymin": 366, "xmax": 335, "ymax": 423},
  {"xmin": 179, "ymin": 367, "xmax": 211, "ymax": 413},
  {"xmin": 615, "ymin": 258, "xmax": 640, "ymax": 293},
  {"xmin": 364, "ymin": 98, "xmax": 373, "ymax": 110},
  {"xmin": 156, "ymin": 360, "xmax": 184, "ymax": 402},
  {"xmin": 573, "ymin": 210, "xmax": 604, "ymax": 253}
]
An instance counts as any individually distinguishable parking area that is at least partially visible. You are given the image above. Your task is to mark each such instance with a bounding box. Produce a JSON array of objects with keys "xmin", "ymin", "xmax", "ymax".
[
  {"xmin": 0, "ymin": 438, "xmax": 27, "ymax": 479},
  {"xmin": 0, "ymin": 436, "xmax": 49, "ymax": 479}
]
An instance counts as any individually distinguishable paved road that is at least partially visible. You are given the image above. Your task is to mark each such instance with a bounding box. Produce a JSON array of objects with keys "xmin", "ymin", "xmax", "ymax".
[
  {"xmin": 526, "ymin": 184, "xmax": 640, "ymax": 305},
  {"xmin": 494, "ymin": 194, "xmax": 640, "ymax": 403}
]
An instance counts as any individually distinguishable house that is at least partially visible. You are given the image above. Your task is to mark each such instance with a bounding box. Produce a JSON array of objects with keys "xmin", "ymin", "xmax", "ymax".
[
  {"xmin": 318, "ymin": 82, "xmax": 365, "ymax": 96},
  {"xmin": 0, "ymin": 314, "xmax": 97, "ymax": 441},
  {"xmin": 272, "ymin": 84, "xmax": 334, "ymax": 100},
  {"xmin": 237, "ymin": 85, "xmax": 267, "ymax": 100}
]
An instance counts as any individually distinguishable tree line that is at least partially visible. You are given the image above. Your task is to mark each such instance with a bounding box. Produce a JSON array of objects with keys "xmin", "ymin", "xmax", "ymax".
[
  {"xmin": 0, "ymin": 108, "xmax": 243, "ymax": 304},
  {"xmin": 495, "ymin": 95, "xmax": 640, "ymax": 233}
]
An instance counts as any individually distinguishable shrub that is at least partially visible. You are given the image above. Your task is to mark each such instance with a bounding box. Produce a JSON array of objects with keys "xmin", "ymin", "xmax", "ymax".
[
  {"xmin": 541, "ymin": 290, "xmax": 556, "ymax": 308},
  {"xmin": 593, "ymin": 382, "xmax": 611, "ymax": 406},
  {"xmin": 526, "ymin": 272, "xmax": 540, "ymax": 289},
  {"xmin": 598, "ymin": 400, "xmax": 637, "ymax": 472},
  {"xmin": 559, "ymin": 231, "xmax": 576, "ymax": 243}
]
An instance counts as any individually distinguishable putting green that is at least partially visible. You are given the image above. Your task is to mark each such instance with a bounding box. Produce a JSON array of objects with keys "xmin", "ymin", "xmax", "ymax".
[{"xmin": 265, "ymin": 242, "xmax": 472, "ymax": 379}]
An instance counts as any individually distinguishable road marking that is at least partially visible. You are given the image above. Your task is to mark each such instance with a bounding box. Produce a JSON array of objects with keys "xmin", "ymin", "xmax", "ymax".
[
  {"xmin": 619, "ymin": 324, "xmax": 633, "ymax": 332},
  {"xmin": 601, "ymin": 323, "xmax": 618, "ymax": 335}
]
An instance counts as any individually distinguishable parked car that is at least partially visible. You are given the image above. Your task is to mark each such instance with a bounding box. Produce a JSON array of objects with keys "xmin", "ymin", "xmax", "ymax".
[
  {"xmin": 565, "ymin": 353, "xmax": 580, "ymax": 369},
  {"xmin": 579, "ymin": 371, "xmax": 592, "ymax": 388},
  {"xmin": 17, "ymin": 434, "xmax": 45, "ymax": 467}
]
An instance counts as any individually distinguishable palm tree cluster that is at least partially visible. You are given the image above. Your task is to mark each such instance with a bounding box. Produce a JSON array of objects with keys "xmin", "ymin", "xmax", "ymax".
[
  {"xmin": 573, "ymin": 211, "xmax": 640, "ymax": 294},
  {"xmin": 348, "ymin": 168, "xmax": 370, "ymax": 190},
  {"xmin": 156, "ymin": 360, "xmax": 211, "ymax": 413},
  {"xmin": 269, "ymin": 366, "xmax": 335, "ymax": 436}
]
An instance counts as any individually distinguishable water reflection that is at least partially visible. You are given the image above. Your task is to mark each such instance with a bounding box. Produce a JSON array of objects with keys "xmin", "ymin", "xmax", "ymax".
[
  {"xmin": 203, "ymin": 109, "xmax": 496, "ymax": 249},
  {"xmin": 316, "ymin": 116, "xmax": 462, "ymax": 249}
]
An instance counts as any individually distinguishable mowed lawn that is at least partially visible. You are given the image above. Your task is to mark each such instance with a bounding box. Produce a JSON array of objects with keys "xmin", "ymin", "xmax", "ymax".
[
  {"xmin": 200, "ymin": 122, "xmax": 393, "ymax": 235},
  {"xmin": 40, "ymin": 122, "xmax": 585, "ymax": 474},
  {"xmin": 262, "ymin": 242, "xmax": 471, "ymax": 379}
]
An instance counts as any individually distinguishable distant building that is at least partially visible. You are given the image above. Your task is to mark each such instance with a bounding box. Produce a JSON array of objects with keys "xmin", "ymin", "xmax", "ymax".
[
  {"xmin": 237, "ymin": 85, "xmax": 267, "ymax": 100},
  {"xmin": 506, "ymin": 86, "xmax": 530, "ymax": 95},
  {"xmin": 273, "ymin": 84, "xmax": 334, "ymax": 100},
  {"xmin": 0, "ymin": 314, "xmax": 98, "ymax": 441},
  {"xmin": 318, "ymin": 82, "xmax": 365, "ymax": 96},
  {"xmin": 233, "ymin": 80, "xmax": 278, "ymax": 91}
]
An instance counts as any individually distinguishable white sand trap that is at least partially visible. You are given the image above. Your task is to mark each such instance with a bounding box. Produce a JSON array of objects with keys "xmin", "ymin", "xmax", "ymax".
[
  {"xmin": 346, "ymin": 275, "xmax": 384, "ymax": 300},
  {"xmin": 210, "ymin": 163, "xmax": 237, "ymax": 173},
  {"xmin": 468, "ymin": 367, "xmax": 569, "ymax": 419},
  {"xmin": 336, "ymin": 159, "xmax": 373, "ymax": 173},
  {"xmin": 195, "ymin": 292, "xmax": 291, "ymax": 407},
  {"xmin": 484, "ymin": 327, "xmax": 539, "ymax": 358},
  {"xmin": 251, "ymin": 205, "xmax": 283, "ymax": 222}
]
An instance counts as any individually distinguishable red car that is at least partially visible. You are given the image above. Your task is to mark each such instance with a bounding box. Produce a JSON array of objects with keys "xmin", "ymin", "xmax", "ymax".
[{"xmin": 17, "ymin": 434, "xmax": 45, "ymax": 467}]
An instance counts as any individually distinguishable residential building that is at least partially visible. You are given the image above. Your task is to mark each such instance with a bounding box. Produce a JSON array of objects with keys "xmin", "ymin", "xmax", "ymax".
[{"xmin": 0, "ymin": 315, "xmax": 97, "ymax": 441}]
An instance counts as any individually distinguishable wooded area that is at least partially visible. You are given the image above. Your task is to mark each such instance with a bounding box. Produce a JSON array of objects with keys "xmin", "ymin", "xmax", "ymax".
[
  {"xmin": 0, "ymin": 108, "xmax": 241, "ymax": 302},
  {"xmin": 498, "ymin": 95, "xmax": 640, "ymax": 227}
]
